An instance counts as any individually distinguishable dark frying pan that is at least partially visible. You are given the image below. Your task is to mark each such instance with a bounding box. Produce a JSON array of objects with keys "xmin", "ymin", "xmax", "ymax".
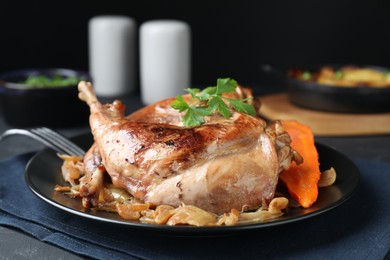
[{"xmin": 261, "ymin": 64, "xmax": 390, "ymax": 114}]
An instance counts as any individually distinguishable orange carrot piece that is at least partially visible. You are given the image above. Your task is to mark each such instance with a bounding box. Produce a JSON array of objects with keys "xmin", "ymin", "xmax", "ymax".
[{"xmin": 279, "ymin": 120, "xmax": 321, "ymax": 208}]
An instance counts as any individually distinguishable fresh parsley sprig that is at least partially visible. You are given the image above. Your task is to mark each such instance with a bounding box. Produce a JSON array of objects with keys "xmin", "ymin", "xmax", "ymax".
[{"xmin": 171, "ymin": 78, "xmax": 256, "ymax": 126}]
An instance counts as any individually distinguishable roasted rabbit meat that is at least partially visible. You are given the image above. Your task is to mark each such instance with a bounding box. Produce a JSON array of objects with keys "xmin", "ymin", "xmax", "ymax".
[{"xmin": 77, "ymin": 81, "xmax": 300, "ymax": 215}]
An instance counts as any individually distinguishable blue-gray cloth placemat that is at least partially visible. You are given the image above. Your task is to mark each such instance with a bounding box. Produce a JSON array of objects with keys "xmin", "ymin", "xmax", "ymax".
[{"xmin": 0, "ymin": 153, "xmax": 389, "ymax": 259}]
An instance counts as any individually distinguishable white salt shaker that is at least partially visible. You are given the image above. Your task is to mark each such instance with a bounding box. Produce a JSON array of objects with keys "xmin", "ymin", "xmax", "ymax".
[
  {"xmin": 88, "ymin": 15, "xmax": 136, "ymax": 97},
  {"xmin": 140, "ymin": 20, "xmax": 191, "ymax": 104}
]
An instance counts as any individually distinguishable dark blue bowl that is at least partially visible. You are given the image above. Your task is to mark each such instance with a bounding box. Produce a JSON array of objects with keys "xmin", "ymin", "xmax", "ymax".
[{"xmin": 0, "ymin": 68, "xmax": 91, "ymax": 127}]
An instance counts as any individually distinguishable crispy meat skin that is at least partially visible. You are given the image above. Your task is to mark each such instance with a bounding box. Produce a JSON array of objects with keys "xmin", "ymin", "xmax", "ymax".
[{"xmin": 78, "ymin": 81, "xmax": 296, "ymax": 214}]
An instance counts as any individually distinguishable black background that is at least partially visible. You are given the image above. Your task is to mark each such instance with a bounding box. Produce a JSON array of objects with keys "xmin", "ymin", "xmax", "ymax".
[{"xmin": 1, "ymin": 0, "xmax": 390, "ymax": 88}]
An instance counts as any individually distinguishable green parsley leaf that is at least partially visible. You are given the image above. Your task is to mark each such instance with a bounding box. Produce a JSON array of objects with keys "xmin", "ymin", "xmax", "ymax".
[
  {"xmin": 185, "ymin": 88, "xmax": 200, "ymax": 98},
  {"xmin": 225, "ymin": 98, "xmax": 256, "ymax": 116},
  {"xmin": 208, "ymin": 96, "xmax": 231, "ymax": 118},
  {"xmin": 216, "ymin": 78, "xmax": 237, "ymax": 95},
  {"xmin": 182, "ymin": 107, "xmax": 206, "ymax": 126},
  {"xmin": 170, "ymin": 78, "xmax": 256, "ymax": 126},
  {"xmin": 197, "ymin": 86, "xmax": 216, "ymax": 100},
  {"xmin": 170, "ymin": 95, "xmax": 189, "ymax": 112}
]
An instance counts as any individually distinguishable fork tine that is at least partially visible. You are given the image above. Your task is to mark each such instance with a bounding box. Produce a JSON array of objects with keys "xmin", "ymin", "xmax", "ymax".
[
  {"xmin": 30, "ymin": 127, "xmax": 85, "ymax": 156},
  {"xmin": 39, "ymin": 127, "xmax": 85, "ymax": 156},
  {"xmin": 30, "ymin": 128, "xmax": 74, "ymax": 155},
  {"xmin": 0, "ymin": 127, "xmax": 85, "ymax": 156}
]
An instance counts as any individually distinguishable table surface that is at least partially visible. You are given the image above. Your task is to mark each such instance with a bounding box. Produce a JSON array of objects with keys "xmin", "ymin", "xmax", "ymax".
[{"xmin": 1, "ymin": 87, "xmax": 390, "ymax": 259}]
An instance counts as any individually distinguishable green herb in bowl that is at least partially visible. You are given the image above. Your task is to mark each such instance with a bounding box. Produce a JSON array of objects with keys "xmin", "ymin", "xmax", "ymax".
[{"xmin": 22, "ymin": 75, "xmax": 85, "ymax": 88}]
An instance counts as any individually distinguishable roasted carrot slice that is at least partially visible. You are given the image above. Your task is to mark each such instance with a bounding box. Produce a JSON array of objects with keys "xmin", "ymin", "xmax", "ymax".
[{"xmin": 279, "ymin": 120, "xmax": 321, "ymax": 208}]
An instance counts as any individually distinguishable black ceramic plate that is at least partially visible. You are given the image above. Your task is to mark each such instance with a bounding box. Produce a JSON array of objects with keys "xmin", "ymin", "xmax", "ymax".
[{"xmin": 25, "ymin": 134, "xmax": 360, "ymax": 236}]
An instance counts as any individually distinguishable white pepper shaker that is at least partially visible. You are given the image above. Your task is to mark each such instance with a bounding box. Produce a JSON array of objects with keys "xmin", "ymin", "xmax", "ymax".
[
  {"xmin": 88, "ymin": 15, "xmax": 136, "ymax": 97},
  {"xmin": 140, "ymin": 20, "xmax": 191, "ymax": 104}
]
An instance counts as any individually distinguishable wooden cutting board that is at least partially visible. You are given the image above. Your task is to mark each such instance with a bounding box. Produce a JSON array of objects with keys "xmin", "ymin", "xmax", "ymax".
[{"xmin": 259, "ymin": 93, "xmax": 390, "ymax": 136}]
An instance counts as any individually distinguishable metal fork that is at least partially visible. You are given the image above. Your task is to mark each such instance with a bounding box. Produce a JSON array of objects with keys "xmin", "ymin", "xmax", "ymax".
[{"xmin": 0, "ymin": 127, "xmax": 85, "ymax": 156}]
